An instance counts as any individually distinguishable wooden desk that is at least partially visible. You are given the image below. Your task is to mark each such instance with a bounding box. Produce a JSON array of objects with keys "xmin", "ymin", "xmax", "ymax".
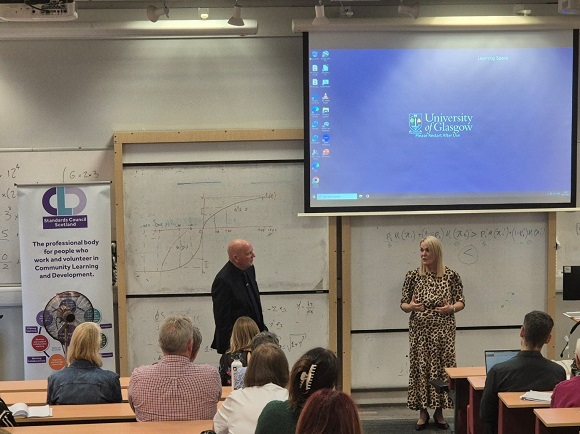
[
  {"xmin": 498, "ymin": 391, "xmax": 551, "ymax": 434},
  {"xmin": 15, "ymin": 402, "xmax": 136, "ymax": 425},
  {"xmin": 0, "ymin": 380, "xmax": 47, "ymax": 393},
  {"xmin": 446, "ymin": 366, "xmax": 486, "ymax": 434},
  {"xmin": 534, "ymin": 408, "xmax": 580, "ymax": 434},
  {"xmin": 0, "ymin": 377, "xmax": 129, "ymax": 393},
  {"xmin": 467, "ymin": 376, "xmax": 486, "ymax": 434},
  {"xmin": 2, "ymin": 389, "xmax": 129, "ymax": 405},
  {"xmin": 2, "ymin": 420, "xmax": 213, "ymax": 433},
  {"xmin": 221, "ymin": 385, "xmax": 232, "ymax": 400}
]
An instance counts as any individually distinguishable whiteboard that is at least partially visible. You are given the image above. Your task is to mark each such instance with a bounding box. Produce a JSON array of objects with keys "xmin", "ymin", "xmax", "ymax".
[
  {"xmin": 0, "ymin": 149, "xmax": 113, "ymax": 285},
  {"xmin": 350, "ymin": 213, "xmax": 548, "ymax": 330},
  {"xmin": 122, "ymin": 162, "xmax": 328, "ymax": 294},
  {"xmin": 126, "ymin": 293, "xmax": 329, "ymax": 372},
  {"xmin": 351, "ymin": 328, "xmax": 518, "ymax": 389}
]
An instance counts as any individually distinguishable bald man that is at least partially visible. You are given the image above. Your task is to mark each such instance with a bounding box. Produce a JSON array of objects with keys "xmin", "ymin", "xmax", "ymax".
[{"xmin": 211, "ymin": 239, "xmax": 267, "ymax": 354}]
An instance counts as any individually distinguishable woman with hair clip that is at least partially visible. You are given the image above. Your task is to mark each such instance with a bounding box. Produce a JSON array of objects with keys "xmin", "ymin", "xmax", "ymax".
[
  {"xmin": 213, "ymin": 343, "xmax": 289, "ymax": 434},
  {"xmin": 255, "ymin": 347, "xmax": 339, "ymax": 434},
  {"xmin": 295, "ymin": 389, "xmax": 362, "ymax": 434},
  {"xmin": 218, "ymin": 316, "xmax": 260, "ymax": 386},
  {"xmin": 47, "ymin": 322, "xmax": 121, "ymax": 404}
]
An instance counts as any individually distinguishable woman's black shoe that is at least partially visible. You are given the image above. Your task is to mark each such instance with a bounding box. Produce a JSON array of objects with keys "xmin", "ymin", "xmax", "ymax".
[
  {"xmin": 434, "ymin": 420, "xmax": 449, "ymax": 430},
  {"xmin": 415, "ymin": 416, "xmax": 430, "ymax": 431}
]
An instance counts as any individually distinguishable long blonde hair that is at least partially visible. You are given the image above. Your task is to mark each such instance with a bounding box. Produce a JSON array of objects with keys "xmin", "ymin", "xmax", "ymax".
[
  {"xmin": 419, "ymin": 235, "xmax": 444, "ymax": 277},
  {"xmin": 67, "ymin": 322, "xmax": 102, "ymax": 366},
  {"xmin": 228, "ymin": 316, "xmax": 259, "ymax": 354}
]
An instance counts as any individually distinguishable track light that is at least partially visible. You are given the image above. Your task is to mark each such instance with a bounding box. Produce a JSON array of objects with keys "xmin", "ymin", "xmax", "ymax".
[
  {"xmin": 199, "ymin": 7, "xmax": 209, "ymax": 20},
  {"xmin": 147, "ymin": 4, "xmax": 168, "ymax": 23},
  {"xmin": 228, "ymin": 3, "xmax": 244, "ymax": 26},
  {"xmin": 312, "ymin": 2, "xmax": 329, "ymax": 25},
  {"xmin": 398, "ymin": 2, "xmax": 420, "ymax": 19}
]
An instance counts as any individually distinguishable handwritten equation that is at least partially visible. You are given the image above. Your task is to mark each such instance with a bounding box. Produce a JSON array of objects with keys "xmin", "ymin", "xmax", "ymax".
[
  {"xmin": 384, "ymin": 225, "xmax": 546, "ymax": 248},
  {"xmin": 0, "ymin": 150, "xmax": 113, "ymax": 284},
  {"xmin": 127, "ymin": 294, "xmax": 328, "ymax": 369}
]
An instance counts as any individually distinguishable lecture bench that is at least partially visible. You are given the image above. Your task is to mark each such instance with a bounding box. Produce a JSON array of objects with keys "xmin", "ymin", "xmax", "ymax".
[{"xmin": 1, "ymin": 420, "xmax": 213, "ymax": 433}]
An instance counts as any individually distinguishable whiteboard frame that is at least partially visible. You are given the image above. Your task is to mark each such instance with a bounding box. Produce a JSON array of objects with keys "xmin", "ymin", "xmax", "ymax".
[{"xmin": 113, "ymin": 129, "xmax": 338, "ymax": 376}]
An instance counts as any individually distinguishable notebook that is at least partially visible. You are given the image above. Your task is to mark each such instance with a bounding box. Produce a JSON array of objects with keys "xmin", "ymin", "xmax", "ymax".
[{"xmin": 484, "ymin": 349, "xmax": 519, "ymax": 373}]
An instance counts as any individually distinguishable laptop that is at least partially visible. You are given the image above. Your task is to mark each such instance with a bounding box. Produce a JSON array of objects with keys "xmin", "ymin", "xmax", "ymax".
[{"xmin": 484, "ymin": 349, "xmax": 519, "ymax": 373}]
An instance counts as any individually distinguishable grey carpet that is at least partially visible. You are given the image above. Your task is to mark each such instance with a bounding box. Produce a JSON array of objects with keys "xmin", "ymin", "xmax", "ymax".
[{"xmin": 362, "ymin": 419, "xmax": 454, "ymax": 433}]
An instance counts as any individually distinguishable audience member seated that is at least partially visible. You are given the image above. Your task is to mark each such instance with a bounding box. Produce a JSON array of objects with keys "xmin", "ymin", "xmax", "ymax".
[
  {"xmin": 480, "ymin": 310, "xmax": 566, "ymax": 434},
  {"xmin": 213, "ymin": 343, "xmax": 289, "ymax": 434},
  {"xmin": 233, "ymin": 330, "xmax": 280, "ymax": 388},
  {"xmin": 295, "ymin": 389, "xmax": 362, "ymax": 434},
  {"xmin": 255, "ymin": 347, "xmax": 339, "ymax": 434},
  {"xmin": 47, "ymin": 322, "xmax": 122, "ymax": 405},
  {"xmin": 129, "ymin": 315, "xmax": 221, "ymax": 421},
  {"xmin": 219, "ymin": 316, "xmax": 259, "ymax": 386},
  {"xmin": 249, "ymin": 331, "xmax": 280, "ymax": 351},
  {"xmin": 551, "ymin": 337, "xmax": 580, "ymax": 407}
]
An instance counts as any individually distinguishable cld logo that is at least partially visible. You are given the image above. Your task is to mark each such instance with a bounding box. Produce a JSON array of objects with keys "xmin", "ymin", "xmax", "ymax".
[
  {"xmin": 42, "ymin": 187, "xmax": 87, "ymax": 216},
  {"xmin": 42, "ymin": 187, "xmax": 88, "ymax": 229}
]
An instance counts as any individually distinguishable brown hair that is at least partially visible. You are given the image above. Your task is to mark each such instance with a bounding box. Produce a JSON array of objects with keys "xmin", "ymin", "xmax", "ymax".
[
  {"xmin": 243, "ymin": 343, "xmax": 289, "ymax": 388},
  {"xmin": 67, "ymin": 322, "xmax": 102, "ymax": 366},
  {"xmin": 296, "ymin": 389, "xmax": 362, "ymax": 434},
  {"xmin": 228, "ymin": 316, "xmax": 259, "ymax": 354}
]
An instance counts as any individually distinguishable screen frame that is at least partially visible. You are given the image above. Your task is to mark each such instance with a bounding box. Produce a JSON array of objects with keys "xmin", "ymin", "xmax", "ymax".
[{"xmin": 302, "ymin": 30, "xmax": 579, "ymax": 215}]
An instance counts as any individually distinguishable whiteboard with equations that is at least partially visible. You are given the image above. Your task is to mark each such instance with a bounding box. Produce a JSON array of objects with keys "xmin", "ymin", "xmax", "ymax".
[
  {"xmin": 121, "ymin": 162, "xmax": 328, "ymax": 295},
  {"xmin": 121, "ymin": 159, "xmax": 330, "ymax": 370},
  {"xmin": 0, "ymin": 149, "xmax": 113, "ymax": 285},
  {"xmin": 350, "ymin": 213, "xmax": 547, "ymax": 330},
  {"xmin": 126, "ymin": 292, "xmax": 329, "ymax": 371}
]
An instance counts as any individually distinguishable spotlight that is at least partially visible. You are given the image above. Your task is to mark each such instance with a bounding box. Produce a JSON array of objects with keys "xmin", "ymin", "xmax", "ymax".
[
  {"xmin": 228, "ymin": 3, "xmax": 244, "ymax": 26},
  {"xmin": 312, "ymin": 2, "xmax": 329, "ymax": 25},
  {"xmin": 147, "ymin": 5, "xmax": 168, "ymax": 23},
  {"xmin": 398, "ymin": 2, "xmax": 420, "ymax": 19},
  {"xmin": 199, "ymin": 7, "xmax": 209, "ymax": 20}
]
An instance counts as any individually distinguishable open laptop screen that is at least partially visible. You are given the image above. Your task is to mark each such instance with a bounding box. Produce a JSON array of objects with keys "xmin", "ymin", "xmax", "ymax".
[{"xmin": 484, "ymin": 350, "xmax": 519, "ymax": 373}]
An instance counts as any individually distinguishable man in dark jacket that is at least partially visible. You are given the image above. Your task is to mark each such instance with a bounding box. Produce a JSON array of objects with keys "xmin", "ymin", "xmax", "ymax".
[
  {"xmin": 480, "ymin": 310, "xmax": 566, "ymax": 434},
  {"xmin": 210, "ymin": 239, "xmax": 267, "ymax": 354}
]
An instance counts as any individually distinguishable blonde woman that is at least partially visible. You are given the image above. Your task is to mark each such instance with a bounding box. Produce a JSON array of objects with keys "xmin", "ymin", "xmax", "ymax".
[
  {"xmin": 47, "ymin": 322, "xmax": 121, "ymax": 404},
  {"xmin": 219, "ymin": 316, "xmax": 259, "ymax": 386},
  {"xmin": 400, "ymin": 235, "xmax": 465, "ymax": 430}
]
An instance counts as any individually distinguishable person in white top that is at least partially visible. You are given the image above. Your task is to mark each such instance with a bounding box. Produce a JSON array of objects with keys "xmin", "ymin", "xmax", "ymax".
[{"xmin": 213, "ymin": 343, "xmax": 289, "ymax": 434}]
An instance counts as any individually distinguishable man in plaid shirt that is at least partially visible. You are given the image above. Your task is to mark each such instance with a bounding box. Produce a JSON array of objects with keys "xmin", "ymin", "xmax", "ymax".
[{"xmin": 128, "ymin": 315, "xmax": 221, "ymax": 421}]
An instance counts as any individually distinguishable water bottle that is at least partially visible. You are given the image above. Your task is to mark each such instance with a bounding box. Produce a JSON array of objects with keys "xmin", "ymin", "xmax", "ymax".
[{"xmin": 231, "ymin": 354, "xmax": 243, "ymax": 390}]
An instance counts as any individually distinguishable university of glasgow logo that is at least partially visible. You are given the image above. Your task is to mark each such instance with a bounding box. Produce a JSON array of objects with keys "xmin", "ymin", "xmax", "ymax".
[{"xmin": 409, "ymin": 113, "xmax": 422, "ymax": 135}]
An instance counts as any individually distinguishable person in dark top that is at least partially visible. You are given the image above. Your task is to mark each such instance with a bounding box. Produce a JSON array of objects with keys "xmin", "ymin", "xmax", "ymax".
[
  {"xmin": 218, "ymin": 316, "xmax": 259, "ymax": 386},
  {"xmin": 47, "ymin": 322, "xmax": 121, "ymax": 405},
  {"xmin": 211, "ymin": 239, "xmax": 267, "ymax": 355},
  {"xmin": 480, "ymin": 310, "xmax": 566, "ymax": 434},
  {"xmin": 255, "ymin": 347, "xmax": 339, "ymax": 434}
]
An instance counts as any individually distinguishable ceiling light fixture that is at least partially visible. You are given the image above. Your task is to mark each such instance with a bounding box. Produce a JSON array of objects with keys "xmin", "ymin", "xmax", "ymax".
[
  {"xmin": 146, "ymin": 4, "xmax": 168, "ymax": 23},
  {"xmin": 199, "ymin": 7, "xmax": 209, "ymax": 20},
  {"xmin": 398, "ymin": 1, "xmax": 420, "ymax": 19},
  {"xmin": 0, "ymin": 20, "xmax": 259, "ymax": 40},
  {"xmin": 227, "ymin": 2, "xmax": 244, "ymax": 26},
  {"xmin": 313, "ymin": 1, "xmax": 329, "ymax": 25}
]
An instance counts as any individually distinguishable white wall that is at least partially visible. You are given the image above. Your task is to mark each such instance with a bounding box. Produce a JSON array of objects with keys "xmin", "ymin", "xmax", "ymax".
[{"xmin": 0, "ymin": 2, "xmax": 571, "ymax": 382}]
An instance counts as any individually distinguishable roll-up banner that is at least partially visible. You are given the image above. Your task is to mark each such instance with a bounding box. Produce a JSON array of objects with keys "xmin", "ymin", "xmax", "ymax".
[{"xmin": 18, "ymin": 182, "xmax": 115, "ymax": 379}]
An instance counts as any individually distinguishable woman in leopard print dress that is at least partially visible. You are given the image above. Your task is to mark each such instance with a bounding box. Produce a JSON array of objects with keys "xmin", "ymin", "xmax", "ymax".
[{"xmin": 400, "ymin": 235, "xmax": 465, "ymax": 431}]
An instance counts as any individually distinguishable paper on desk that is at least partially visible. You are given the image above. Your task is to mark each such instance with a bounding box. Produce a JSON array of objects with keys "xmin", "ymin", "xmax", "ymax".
[
  {"xmin": 520, "ymin": 391, "xmax": 552, "ymax": 403},
  {"xmin": 8, "ymin": 403, "xmax": 51, "ymax": 418}
]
